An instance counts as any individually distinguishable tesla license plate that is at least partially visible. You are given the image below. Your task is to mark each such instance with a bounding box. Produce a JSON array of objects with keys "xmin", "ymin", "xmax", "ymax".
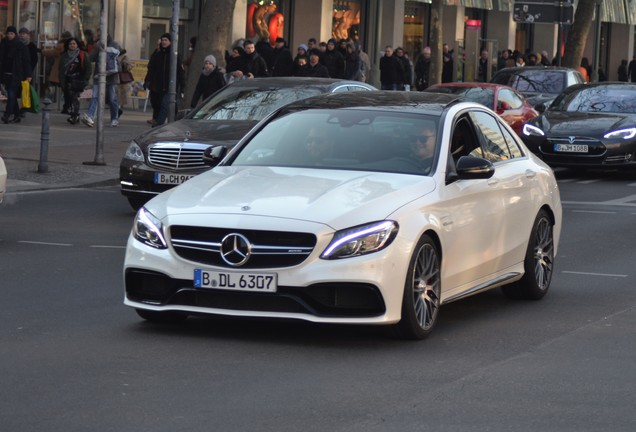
[
  {"xmin": 194, "ymin": 269, "xmax": 278, "ymax": 293},
  {"xmin": 154, "ymin": 173, "xmax": 195, "ymax": 185},
  {"xmin": 554, "ymin": 144, "xmax": 588, "ymax": 153}
]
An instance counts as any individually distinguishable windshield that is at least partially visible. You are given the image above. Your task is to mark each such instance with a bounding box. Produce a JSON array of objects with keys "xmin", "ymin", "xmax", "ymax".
[
  {"xmin": 510, "ymin": 71, "xmax": 566, "ymax": 94},
  {"xmin": 230, "ymin": 109, "xmax": 440, "ymax": 176},
  {"xmin": 191, "ymin": 86, "xmax": 326, "ymax": 121},
  {"xmin": 551, "ymin": 86, "xmax": 636, "ymax": 113}
]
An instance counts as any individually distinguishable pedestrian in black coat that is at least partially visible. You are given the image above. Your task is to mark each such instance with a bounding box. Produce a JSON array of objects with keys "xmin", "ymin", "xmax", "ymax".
[
  {"xmin": 0, "ymin": 26, "xmax": 32, "ymax": 123},
  {"xmin": 270, "ymin": 38, "xmax": 294, "ymax": 77},
  {"xmin": 144, "ymin": 33, "xmax": 185, "ymax": 126},
  {"xmin": 191, "ymin": 55, "xmax": 226, "ymax": 108},
  {"xmin": 297, "ymin": 49, "xmax": 329, "ymax": 78},
  {"xmin": 321, "ymin": 39, "xmax": 345, "ymax": 78}
]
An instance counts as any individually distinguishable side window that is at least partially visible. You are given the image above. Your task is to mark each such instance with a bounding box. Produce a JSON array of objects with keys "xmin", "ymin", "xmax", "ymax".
[
  {"xmin": 450, "ymin": 116, "xmax": 482, "ymax": 163},
  {"xmin": 347, "ymin": 85, "xmax": 372, "ymax": 92},
  {"xmin": 500, "ymin": 124, "xmax": 524, "ymax": 158},
  {"xmin": 468, "ymin": 111, "xmax": 512, "ymax": 162},
  {"xmin": 498, "ymin": 89, "xmax": 523, "ymax": 110}
]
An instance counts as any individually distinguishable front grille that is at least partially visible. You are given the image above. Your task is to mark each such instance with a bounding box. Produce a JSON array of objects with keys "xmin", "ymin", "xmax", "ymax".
[
  {"xmin": 147, "ymin": 142, "xmax": 210, "ymax": 170},
  {"xmin": 170, "ymin": 226, "xmax": 317, "ymax": 268}
]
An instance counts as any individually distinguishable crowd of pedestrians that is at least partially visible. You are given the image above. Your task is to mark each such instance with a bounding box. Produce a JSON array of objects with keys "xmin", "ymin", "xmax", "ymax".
[{"xmin": 4, "ymin": 24, "xmax": 636, "ymax": 128}]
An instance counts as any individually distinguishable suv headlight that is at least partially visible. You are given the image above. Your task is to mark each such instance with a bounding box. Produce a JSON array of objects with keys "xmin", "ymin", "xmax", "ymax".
[
  {"xmin": 522, "ymin": 123, "xmax": 545, "ymax": 137},
  {"xmin": 124, "ymin": 141, "xmax": 145, "ymax": 162},
  {"xmin": 321, "ymin": 221, "xmax": 398, "ymax": 259},
  {"xmin": 133, "ymin": 208, "xmax": 167, "ymax": 249},
  {"xmin": 604, "ymin": 128, "xmax": 636, "ymax": 140}
]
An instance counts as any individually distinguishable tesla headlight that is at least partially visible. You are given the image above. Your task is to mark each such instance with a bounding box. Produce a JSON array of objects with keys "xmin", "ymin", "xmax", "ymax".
[
  {"xmin": 321, "ymin": 221, "xmax": 398, "ymax": 260},
  {"xmin": 604, "ymin": 128, "xmax": 636, "ymax": 140},
  {"xmin": 133, "ymin": 208, "xmax": 167, "ymax": 249},
  {"xmin": 124, "ymin": 141, "xmax": 144, "ymax": 162},
  {"xmin": 522, "ymin": 123, "xmax": 545, "ymax": 137}
]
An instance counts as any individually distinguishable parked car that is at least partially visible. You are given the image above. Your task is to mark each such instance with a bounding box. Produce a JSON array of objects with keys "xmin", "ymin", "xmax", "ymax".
[
  {"xmin": 424, "ymin": 82, "xmax": 538, "ymax": 135},
  {"xmin": 521, "ymin": 82, "xmax": 636, "ymax": 169},
  {"xmin": 123, "ymin": 91, "xmax": 562, "ymax": 340},
  {"xmin": 490, "ymin": 66, "xmax": 585, "ymax": 110},
  {"xmin": 119, "ymin": 77, "xmax": 376, "ymax": 210},
  {"xmin": 0, "ymin": 155, "xmax": 6, "ymax": 203}
]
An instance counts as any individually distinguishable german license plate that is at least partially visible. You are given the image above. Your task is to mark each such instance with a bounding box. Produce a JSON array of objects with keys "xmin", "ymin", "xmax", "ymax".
[
  {"xmin": 154, "ymin": 173, "xmax": 195, "ymax": 185},
  {"xmin": 194, "ymin": 269, "xmax": 277, "ymax": 292},
  {"xmin": 554, "ymin": 143, "xmax": 588, "ymax": 153}
]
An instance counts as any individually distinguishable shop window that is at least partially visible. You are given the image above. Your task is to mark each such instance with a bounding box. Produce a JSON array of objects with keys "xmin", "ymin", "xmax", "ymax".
[
  {"xmin": 332, "ymin": 0, "xmax": 361, "ymax": 41},
  {"xmin": 246, "ymin": 0, "xmax": 285, "ymax": 46},
  {"xmin": 403, "ymin": 1, "xmax": 426, "ymax": 60}
]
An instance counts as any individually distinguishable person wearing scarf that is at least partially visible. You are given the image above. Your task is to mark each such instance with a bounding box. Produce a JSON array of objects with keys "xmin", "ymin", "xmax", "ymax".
[
  {"xmin": 59, "ymin": 37, "xmax": 92, "ymax": 124},
  {"xmin": 0, "ymin": 26, "xmax": 32, "ymax": 123},
  {"xmin": 190, "ymin": 55, "xmax": 225, "ymax": 108}
]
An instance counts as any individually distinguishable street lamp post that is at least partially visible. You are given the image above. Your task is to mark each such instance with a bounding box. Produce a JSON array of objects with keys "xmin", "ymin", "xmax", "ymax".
[{"xmin": 591, "ymin": 0, "xmax": 602, "ymax": 82}]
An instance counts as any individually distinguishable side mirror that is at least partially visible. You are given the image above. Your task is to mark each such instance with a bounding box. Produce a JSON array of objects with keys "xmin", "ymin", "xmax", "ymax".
[
  {"xmin": 534, "ymin": 102, "xmax": 547, "ymax": 113},
  {"xmin": 202, "ymin": 146, "xmax": 228, "ymax": 167},
  {"xmin": 455, "ymin": 156, "xmax": 495, "ymax": 180},
  {"xmin": 497, "ymin": 101, "xmax": 511, "ymax": 113}
]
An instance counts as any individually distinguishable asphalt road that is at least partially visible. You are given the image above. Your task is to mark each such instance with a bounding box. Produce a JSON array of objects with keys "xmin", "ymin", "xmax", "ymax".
[{"xmin": 1, "ymin": 173, "xmax": 635, "ymax": 431}]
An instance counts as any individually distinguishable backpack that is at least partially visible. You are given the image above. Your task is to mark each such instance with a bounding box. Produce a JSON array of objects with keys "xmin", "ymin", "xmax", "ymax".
[{"xmin": 105, "ymin": 46, "xmax": 121, "ymax": 75}]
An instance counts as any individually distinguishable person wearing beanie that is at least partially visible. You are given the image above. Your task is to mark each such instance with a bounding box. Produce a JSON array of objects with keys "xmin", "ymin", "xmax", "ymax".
[
  {"xmin": 321, "ymin": 37, "xmax": 344, "ymax": 78},
  {"xmin": 190, "ymin": 54, "xmax": 225, "ymax": 108},
  {"xmin": 296, "ymin": 48, "xmax": 329, "ymax": 78},
  {"xmin": 143, "ymin": 32, "xmax": 185, "ymax": 126},
  {"xmin": 293, "ymin": 44, "xmax": 308, "ymax": 75},
  {"xmin": 0, "ymin": 25, "xmax": 32, "ymax": 123}
]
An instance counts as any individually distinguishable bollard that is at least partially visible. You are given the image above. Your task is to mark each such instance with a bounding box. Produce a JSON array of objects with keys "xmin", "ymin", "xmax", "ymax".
[{"xmin": 38, "ymin": 98, "xmax": 52, "ymax": 174}]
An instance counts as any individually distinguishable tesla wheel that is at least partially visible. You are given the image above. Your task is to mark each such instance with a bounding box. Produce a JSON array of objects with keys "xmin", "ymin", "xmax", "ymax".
[
  {"xmin": 135, "ymin": 308, "xmax": 188, "ymax": 323},
  {"xmin": 502, "ymin": 209, "xmax": 554, "ymax": 300},
  {"xmin": 396, "ymin": 234, "xmax": 441, "ymax": 339},
  {"xmin": 127, "ymin": 197, "xmax": 147, "ymax": 211}
]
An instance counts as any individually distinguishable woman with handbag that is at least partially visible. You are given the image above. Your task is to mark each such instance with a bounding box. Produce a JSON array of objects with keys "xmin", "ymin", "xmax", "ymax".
[{"xmin": 59, "ymin": 37, "xmax": 92, "ymax": 124}]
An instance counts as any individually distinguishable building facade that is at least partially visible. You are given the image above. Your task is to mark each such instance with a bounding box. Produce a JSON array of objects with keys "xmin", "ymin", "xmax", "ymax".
[{"xmin": 2, "ymin": 0, "xmax": 635, "ymax": 89}]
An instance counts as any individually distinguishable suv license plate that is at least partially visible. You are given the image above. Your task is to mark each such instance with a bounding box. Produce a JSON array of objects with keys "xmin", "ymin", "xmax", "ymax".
[
  {"xmin": 154, "ymin": 173, "xmax": 195, "ymax": 185},
  {"xmin": 554, "ymin": 144, "xmax": 588, "ymax": 153},
  {"xmin": 194, "ymin": 269, "xmax": 278, "ymax": 293}
]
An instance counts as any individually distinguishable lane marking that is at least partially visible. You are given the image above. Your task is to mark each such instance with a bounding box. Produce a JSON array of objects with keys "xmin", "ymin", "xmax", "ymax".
[
  {"xmin": 562, "ymin": 200, "xmax": 636, "ymax": 207},
  {"xmin": 562, "ymin": 270, "xmax": 628, "ymax": 278},
  {"xmin": 18, "ymin": 240, "xmax": 72, "ymax": 247},
  {"xmin": 90, "ymin": 245, "xmax": 126, "ymax": 249},
  {"xmin": 571, "ymin": 210, "xmax": 616, "ymax": 214}
]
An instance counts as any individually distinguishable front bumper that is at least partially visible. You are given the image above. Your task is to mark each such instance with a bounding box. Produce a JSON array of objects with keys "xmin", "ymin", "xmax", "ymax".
[{"xmin": 119, "ymin": 159, "xmax": 209, "ymax": 200}]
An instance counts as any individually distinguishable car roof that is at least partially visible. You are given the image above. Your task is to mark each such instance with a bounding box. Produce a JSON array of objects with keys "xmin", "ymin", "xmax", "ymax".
[
  {"xmin": 228, "ymin": 77, "xmax": 376, "ymax": 90},
  {"xmin": 279, "ymin": 91, "xmax": 462, "ymax": 116},
  {"xmin": 493, "ymin": 66, "xmax": 578, "ymax": 75}
]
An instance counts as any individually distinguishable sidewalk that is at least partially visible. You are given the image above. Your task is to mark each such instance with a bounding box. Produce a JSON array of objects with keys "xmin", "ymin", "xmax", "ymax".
[{"xmin": 0, "ymin": 106, "xmax": 152, "ymax": 193}]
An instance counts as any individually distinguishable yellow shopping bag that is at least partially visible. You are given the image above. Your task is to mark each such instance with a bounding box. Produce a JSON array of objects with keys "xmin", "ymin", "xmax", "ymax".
[{"xmin": 21, "ymin": 80, "xmax": 31, "ymax": 109}]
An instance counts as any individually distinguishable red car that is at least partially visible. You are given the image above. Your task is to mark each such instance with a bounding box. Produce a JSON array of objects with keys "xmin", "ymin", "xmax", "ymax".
[{"xmin": 424, "ymin": 82, "xmax": 538, "ymax": 135}]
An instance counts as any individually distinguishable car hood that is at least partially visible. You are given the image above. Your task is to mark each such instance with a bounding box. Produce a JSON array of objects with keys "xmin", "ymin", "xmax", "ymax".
[
  {"xmin": 134, "ymin": 119, "xmax": 259, "ymax": 148},
  {"xmin": 538, "ymin": 111, "xmax": 634, "ymax": 135},
  {"xmin": 148, "ymin": 166, "xmax": 436, "ymax": 229}
]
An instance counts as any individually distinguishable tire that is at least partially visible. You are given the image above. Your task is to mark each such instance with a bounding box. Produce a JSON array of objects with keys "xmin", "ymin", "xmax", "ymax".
[
  {"xmin": 395, "ymin": 234, "xmax": 441, "ymax": 339},
  {"xmin": 502, "ymin": 209, "xmax": 554, "ymax": 300},
  {"xmin": 127, "ymin": 197, "xmax": 147, "ymax": 211},
  {"xmin": 135, "ymin": 308, "xmax": 188, "ymax": 323}
]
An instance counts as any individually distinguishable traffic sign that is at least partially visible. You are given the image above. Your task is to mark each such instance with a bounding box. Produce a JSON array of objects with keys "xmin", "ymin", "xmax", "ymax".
[{"xmin": 513, "ymin": 1, "xmax": 574, "ymax": 24}]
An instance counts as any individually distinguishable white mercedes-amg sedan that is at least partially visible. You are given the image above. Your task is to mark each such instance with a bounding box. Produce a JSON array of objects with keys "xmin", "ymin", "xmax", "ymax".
[{"xmin": 124, "ymin": 91, "xmax": 562, "ymax": 339}]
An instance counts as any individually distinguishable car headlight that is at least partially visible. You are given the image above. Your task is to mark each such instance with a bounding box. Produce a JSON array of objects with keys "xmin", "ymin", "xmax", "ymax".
[
  {"xmin": 133, "ymin": 207, "xmax": 167, "ymax": 249},
  {"xmin": 604, "ymin": 128, "xmax": 636, "ymax": 140},
  {"xmin": 321, "ymin": 221, "xmax": 398, "ymax": 259},
  {"xmin": 124, "ymin": 141, "xmax": 145, "ymax": 162},
  {"xmin": 522, "ymin": 123, "xmax": 545, "ymax": 137}
]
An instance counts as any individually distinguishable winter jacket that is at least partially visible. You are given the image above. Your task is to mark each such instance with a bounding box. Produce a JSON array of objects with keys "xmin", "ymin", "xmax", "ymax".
[{"xmin": 191, "ymin": 68, "xmax": 226, "ymax": 107}]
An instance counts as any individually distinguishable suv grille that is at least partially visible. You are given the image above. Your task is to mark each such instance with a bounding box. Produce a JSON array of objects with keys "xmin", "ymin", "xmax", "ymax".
[
  {"xmin": 170, "ymin": 226, "xmax": 317, "ymax": 269},
  {"xmin": 148, "ymin": 143, "xmax": 210, "ymax": 170}
]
